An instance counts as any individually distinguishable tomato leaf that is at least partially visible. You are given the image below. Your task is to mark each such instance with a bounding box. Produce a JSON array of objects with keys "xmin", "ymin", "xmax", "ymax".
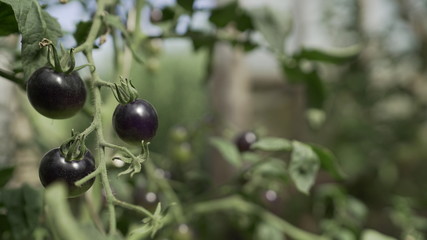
[
  {"xmin": 255, "ymin": 222, "xmax": 284, "ymax": 240},
  {"xmin": 209, "ymin": 2, "xmax": 254, "ymax": 31},
  {"xmin": 0, "ymin": 0, "xmax": 63, "ymax": 81},
  {"xmin": 249, "ymin": 7, "xmax": 292, "ymax": 53},
  {"xmin": 289, "ymin": 141, "xmax": 320, "ymax": 194},
  {"xmin": 73, "ymin": 21, "xmax": 93, "ymax": 46},
  {"xmin": 104, "ymin": 15, "xmax": 145, "ymax": 63},
  {"xmin": 209, "ymin": 2, "xmax": 237, "ymax": 28},
  {"xmin": 251, "ymin": 137, "xmax": 292, "ymax": 152},
  {"xmin": 188, "ymin": 30, "xmax": 216, "ymax": 51},
  {"xmin": 310, "ymin": 144, "xmax": 346, "ymax": 180},
  {"xmin": 305, "ymin": 69, "xmax": 326, "ymax": 109},
  {"xmin": 157, "ymin": 7, "xmax": 176, "ymax": 22},
  {"xmin": 0, "ymin": 2, "xmax": 18, "ymax": 36},
  {"xmin": 177, "ymin": 0, "xmax": 195, "ymax": 12},
  {"xmin": 210, "ymin": 137, "xmax": 241, "ymax": 167},
  {"xmin": 1, "ymin": 185, "xmax": 43, "ymax": 240},
  {"xmin": 0, "ymin": 166, "xmax": 14, "ymax": 188},
  {"xmin": 281, "ymin": 60, "xmax": 326, "ymax": 109},
  {"xmin": 73, "ymin": 20, "xmax": 107, "ymax": 46},
  {"xmin": 295, "ymin": 46, "xmax": 360, "ymax": 64},
  {"xmin": 282, "ymin": 60, "xmax": 306, "ymax": 83},
  {"xmin": 235, "ymin": 11, "xmax": 254, "ymax": 32},
  {"xmin": 361, "ymin": 230, "xmax": 397, "ymax": 240}
]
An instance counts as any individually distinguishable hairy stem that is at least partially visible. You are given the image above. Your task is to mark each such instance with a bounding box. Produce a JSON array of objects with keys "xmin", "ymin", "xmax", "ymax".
[
  {"xmin": 75, "ymin": 167, "xmax": 102, "ymax": 187},
  {"xmin": 100, "ymin": 141, "xmax": 138, "ymax": 159},
  {"xmin": 0, "ymin": 68, "xmax": 25, "ymax": 88},
  {"xmin": 112, "ymin": 198, "xmax": 155, "ymax": 218}
]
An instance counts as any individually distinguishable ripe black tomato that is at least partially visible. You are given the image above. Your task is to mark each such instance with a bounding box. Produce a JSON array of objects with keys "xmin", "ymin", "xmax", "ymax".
[
  {"xmin": 235, "ymin": 131, "xmax": 257, "ymax": 152},
  {"xmin": 112, "ymin": 99, "xmax": 158, "ymax": 144},
  {"xmin": 26, "ymin": 67, "xmax": 87, "ymax": 119},
  {"xmin": 38, "ymin": 148, "xmax": 95, "ymax": 197}
]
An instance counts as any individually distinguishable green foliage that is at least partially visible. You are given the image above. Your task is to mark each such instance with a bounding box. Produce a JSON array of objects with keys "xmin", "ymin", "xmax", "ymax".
[
  {"xmin": 294, "ymin": 46, "xmax": 360, "ymax": 64},
  {"xmin": 73, "ymin": 21, "xmax": 108, "ymax": 46},
  {"xmin": 210, "ymin": 137, "xmax": 241, "ymax": 167},
  {"xmin": 0, "ymin": 185, "xmax": 43, "ymax": 240},
  {"xmin": 176, "ymin": 0, "xmax": 195, "ymax": 12},
  {"xmin": 251, "ymin": 137, "xmax": 292, "ymax": 152},
  {"xmin": 249, "ymin": 7, "xmax": 292, "ymax": 53},
  {"xmin": 209, "ymin": 2, "xmax": 254, "ymax": 32},
  {"xmin": 255, "ymin": 222, "xmax": 284, "ymax": 240},
  {"xmin": 310, "ymin": 144, "xmax": 346, "ymax": 180},
  {"xmin": 0, "ymin": 166, "xmax": 14, "ymax": 188},
  {"xmin": 1, "ymin": 0, "xmax": 418, "ymax": 239},
  {"xmin": 0, "ymin": 3, "xmax": 18, "ymax": 36},
  {"xmin": 289, "ymin": 141, "xmax": 320, "ymax": 194},
  {"xmin": 361, "ymin": 230, "xmax": 397, "ymax": 240},
  {"xmin": 103, "ymin": 15, "xmax": 144, "ymax": 62},
  {"xmin": 0, "ymin": 0, "xmax": 62, "ymax": 80}
]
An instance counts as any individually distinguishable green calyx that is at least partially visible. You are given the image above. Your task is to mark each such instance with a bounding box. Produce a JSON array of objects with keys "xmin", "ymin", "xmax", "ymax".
[
  {"xmin": 111, "ymin": 77, "xmax": 139, "ymax": 104},
  {"xmin": 60, "ymin": 130, "xmax": 88, "ymax": 161},
  {"xmin": 39, "ymin": 38, "xmax": 76, "ymax": 73}
]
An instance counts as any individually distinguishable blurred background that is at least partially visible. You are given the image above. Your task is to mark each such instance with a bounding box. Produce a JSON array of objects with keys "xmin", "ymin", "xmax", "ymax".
[{"xmin": 1, "ymin": 0, "xmax": 427, "ymax": 238}]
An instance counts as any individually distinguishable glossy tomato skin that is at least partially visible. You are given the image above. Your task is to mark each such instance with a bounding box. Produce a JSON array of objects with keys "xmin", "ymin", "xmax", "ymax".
[
  {"xmin": 113, "ymin": 99, "xmax": 158, "ymax": 144},
  {"xmin": 235, "ymin": 131, "xmax": 258, "ymax": 152},
  {"xmin": 27, "ymin": 67, "xmax": 86, "ymax": 119},
  {"xmin": 39, "ymin": 148, "xmax": 95, "ymax": 197}
]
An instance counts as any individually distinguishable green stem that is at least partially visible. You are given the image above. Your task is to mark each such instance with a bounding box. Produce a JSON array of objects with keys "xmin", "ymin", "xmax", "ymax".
[
  {"xmin": 85, "ymin": 48, "xmax": 117, "ymax": 235},
  {"xmin": 81, "ymin": 119, "xmax": 97, "ymax": 136},
  {"xmin": 45, "ymin": 184, "xmax": 89, "ymax": 240},
  {"xmin": 75, "ymin": 167, "xmax": 102, "ymax": 187},
  {"xmin": 74, "ymin": 1, "xmax": 105, "ymax": 53},
  {"xmin": 0, "ymin": 68, "xmax": 25, "ymax": 88},
  {"xmin": 111, "ymin": 25, "xmax": 124, "ymax": 78},
  {"xmin": 112, "ymin": 198, "xmax": 155, "ymax": 218},
  {"xmin": 190, "ymin": 195, "xmax": 329, "ymax": 240},
  {"xmin": 100, "ymin": 141, "xmax": 138, "ymax": 159},
  {"xmin": 134, "ymin": 0, "xmax": 144, "ymax": 39},
  {"xmin": 95, "ymin": 79, "xmax": 115, "ymax": 88},
  {"xmin": 75, "ymin": 0, "xmax": 118, "ymax": 235}
]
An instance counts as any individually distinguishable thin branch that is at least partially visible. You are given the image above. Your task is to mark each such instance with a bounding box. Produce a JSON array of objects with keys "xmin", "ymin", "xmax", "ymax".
[
  {"xmin": 0, "ymin": 68, "xmax": 25, "ymax": 89},
  {"xmin": 95, "ymin": 79, "xmax": 115, "ymax": 88},
  {"xmin": 75, "ymin": 167, "xmax": 102, "ymax": 187},
  {"xmin": 112, "ymin": 198, "xmax": 155, "ymax": 218},
  {"xmin": 100, "ymin": 141, "xmax": 138, "ymax": 159}
]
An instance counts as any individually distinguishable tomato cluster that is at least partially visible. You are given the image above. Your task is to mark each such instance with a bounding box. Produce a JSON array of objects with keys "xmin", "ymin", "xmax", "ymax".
[{"xmin": 29, "ymin": 66, "xmax": 159, "ymax": 197}]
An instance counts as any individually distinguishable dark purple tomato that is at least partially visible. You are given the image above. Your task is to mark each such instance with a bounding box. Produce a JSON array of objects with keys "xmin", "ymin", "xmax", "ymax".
[
  {"xmin": 26, "ymin": 67, "xmax": 86, "ymax": 119},
  {"xmin": 235, "ymin": 131, "xmax": 257, "ymax": 152},
  {"xmin": 112, "ymin": 99, "xmax": 158, "ymax": 144},
  {"xmin": 39, "ymin": 148, "xmax": 95, "ymax": 197}
]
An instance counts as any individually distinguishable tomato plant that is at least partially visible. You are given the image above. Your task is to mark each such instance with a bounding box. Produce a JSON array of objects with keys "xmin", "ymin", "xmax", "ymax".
[{"xmin": 0, "ymin": 0, "xmax": 422, "ymax": 240}]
